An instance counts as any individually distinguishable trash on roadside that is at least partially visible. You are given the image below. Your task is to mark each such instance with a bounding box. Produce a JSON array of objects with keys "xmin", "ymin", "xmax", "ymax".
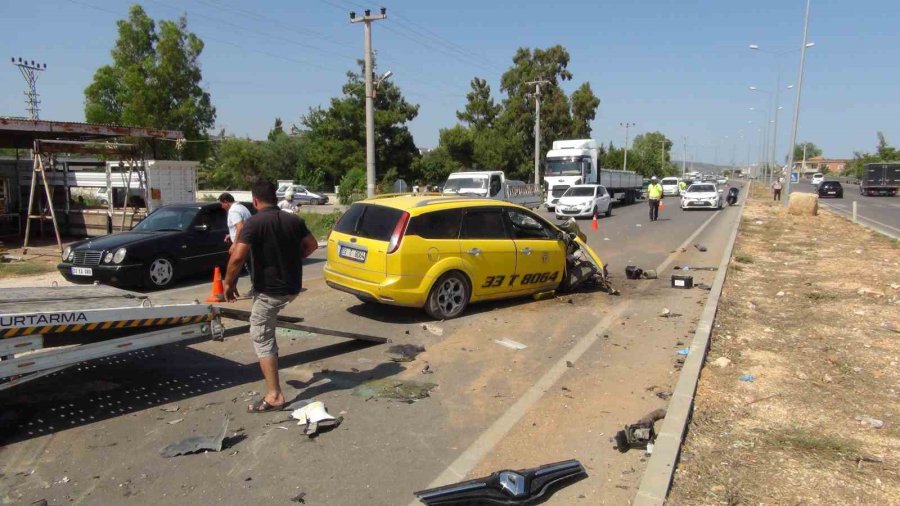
[
  {"xmin": 614, "ymin": 409, "xmax": 667, "ymax": 453},
  {"xmin": 423, "ymin": 324, "xmax": 444, "ymax": 336},
  {"xmin": 855, "ymin": 415, "xmax": 884, "ymax": 429},
  {"xmin": 281, "ymin": 398, "xmax": 315, "ymax": 412},
  {"xmin": 694, "ymin": 283, "xmax": 712, "ymax": 291},
  {"xmin": 694, "ymin": 244, "xmax": 707, "ymax": 252},
  {"xmin": 291, "ymin": 401, "xmax": 344, "ymax": 437},
  {"xmin": 414, "ymin": 460, "xmax": 587, "ymax": 505},
  {"xmin": 160, "ymin": 405, "xmax": 179, "ymax": 413},
  {"xmin": 659, "ymin": 308, "xmax": 682, "ymax": 318},
  {"xmin": 160, "ymin": 416, "xmax": 230, "ymax": 458},
  {"xmin": 712, "ymin": 357, "xmax": 731, "ymax": 368},
  {"xmin": 676, "ymin": 348, "xmax": 690, "ymax": 356},
  {"xmin": 674, "ymin": 265, "xmax": 718, "ymax": 271},
  {"xmin": 386, "ymin": 344, "xmax": 426, "ymax": 362},
  {"xmin": 167, "ymin": 418, "xmax": 184, "ymax": 425},
  {"xmin": 56, "ymin": 476, "xmax": 70, "ymax": 485},
  {"xmin": 290, "ymin": 492, "xmax": 307, "ymax": 504},
  {"xmin": 421, "ymin": 363, "xmax": 433, "ymax": 374},
  {"xmin": 655, "ymin": 391, "xmax": 672, "ymax": 400},
  {"xmin": 566, "ymin": 361, "xmax": 575, "ymax": 368},
  {"xmin": 352, "ymin": 379, "xmax": 437, "ymax": 402},
  {"xmin": 494, "ymin": 338, "xmax": 528, "ymax": 350},
  {"xmin": 671, "ymin": 275, "xmax": 694, "ymax": 289},
  {"xmin": 625, "ymin": 266, "xmax": 643, "ymax": 279},
  {"xmin": 642, "ymin": 269, "xmax": 658, "ymax": 279},
  {"xmin": 739, "ymin": 374, "xmax": 755, "ymax": 382}
]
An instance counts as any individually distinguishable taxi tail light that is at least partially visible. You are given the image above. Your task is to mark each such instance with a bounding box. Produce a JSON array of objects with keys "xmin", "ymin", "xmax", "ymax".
[{"xmin": 387, "ymin": 211, "xmax": 410, "ymax": 254}]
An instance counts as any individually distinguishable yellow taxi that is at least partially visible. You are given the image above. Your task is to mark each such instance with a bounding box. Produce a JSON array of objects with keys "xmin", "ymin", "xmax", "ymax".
[{"xmin": 323, "ymin": 195, "xmax": 606, "ymax": 319}]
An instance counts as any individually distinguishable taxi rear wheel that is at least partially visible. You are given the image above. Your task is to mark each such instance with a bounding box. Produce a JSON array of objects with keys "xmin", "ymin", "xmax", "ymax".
[{"xmin": 425, "ymin": 271, "xmax": 470, "ymax": 320}]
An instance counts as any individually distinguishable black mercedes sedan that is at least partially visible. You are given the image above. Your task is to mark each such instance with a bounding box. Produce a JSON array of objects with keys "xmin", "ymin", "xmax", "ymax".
[{"xmin": 58, "ymin": 203, "xmax": 234, "ymax": 289}]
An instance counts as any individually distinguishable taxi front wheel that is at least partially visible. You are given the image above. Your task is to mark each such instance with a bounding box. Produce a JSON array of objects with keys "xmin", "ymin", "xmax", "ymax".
[{"xmin": 425, "ymin": 271, "xmax": 470, "ymax": 320}]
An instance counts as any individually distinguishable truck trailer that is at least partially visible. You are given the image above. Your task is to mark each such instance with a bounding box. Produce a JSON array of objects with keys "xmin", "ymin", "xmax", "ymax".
[
  {"xmin": 543, "ymin": 139, "xmax": 642, "ymax": 210},
  {"xmin": 861, "ymin": 163, "xmax": 900, "ymax": 196}
]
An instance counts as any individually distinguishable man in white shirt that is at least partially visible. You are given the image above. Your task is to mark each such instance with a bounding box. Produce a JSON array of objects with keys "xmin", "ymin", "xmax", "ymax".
[
  {"xmin": 219, "ymin": 193, "xmax": 252, "ymax": 255},
  {"xmin": 278, "ymin": 188, "xmax": 296, "ymax": 213}
]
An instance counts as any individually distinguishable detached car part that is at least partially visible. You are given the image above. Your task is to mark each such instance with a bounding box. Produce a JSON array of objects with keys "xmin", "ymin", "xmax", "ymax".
[
  {"xmin": 414, "ymin": 459, "xmax": 587, "ymax": 505},
  {"xmin": 614, "ymin": 409, "xmax": 667, "ymax": 453},
  {"xmin": 557, "ymin": 219, "xmax": 617, "ymax": 294}
]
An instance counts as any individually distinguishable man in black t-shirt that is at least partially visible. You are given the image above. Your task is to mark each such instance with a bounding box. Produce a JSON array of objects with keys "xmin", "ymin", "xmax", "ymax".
[{"xmin": 224, "ymin": 181, "xmax": 318, "ymax": 413}]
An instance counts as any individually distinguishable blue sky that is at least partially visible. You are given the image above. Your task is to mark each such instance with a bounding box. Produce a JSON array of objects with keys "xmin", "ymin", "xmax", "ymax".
[{"xmin": 1, "ymin": 0, "xmax": 897, "ymax": 163}]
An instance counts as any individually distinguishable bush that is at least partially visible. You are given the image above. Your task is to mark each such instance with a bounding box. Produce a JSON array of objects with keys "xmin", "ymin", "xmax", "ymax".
[
  {"xmin": 338, "ymin": 168, "xmax": 366, "ymax": 204},
  {"xmin": 298, "ymin": 211, "xmax": 342, "ymax": 240},
  {"xmin": 296, "ymin": 166, "xmax": 326, "ymax": 192}
]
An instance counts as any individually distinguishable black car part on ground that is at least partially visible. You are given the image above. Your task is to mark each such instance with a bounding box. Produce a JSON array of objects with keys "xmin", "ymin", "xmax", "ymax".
[
  {"xmin": 414, "ymin": 459, "xmax": 587, "ymax": 505},
  {"xmin": 614, "ymin": 409, "xmax": 667, "ymax": 453},
  {"xmin": 726, "ymin": 187, "xmax": 739, "ymax": 205},
  {"xmin": 556, "ymin": 219, "xmax": 617, "ymax": 294}
]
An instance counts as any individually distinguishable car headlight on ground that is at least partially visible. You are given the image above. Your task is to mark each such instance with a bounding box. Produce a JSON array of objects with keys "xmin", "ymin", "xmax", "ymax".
[
  {"xmin": 113, "ymin": 248, "xmax": 127, "ymax": 264},
  {"xmin": 62, "ymin": 246, "xmax": 72, "ymax": 262}
]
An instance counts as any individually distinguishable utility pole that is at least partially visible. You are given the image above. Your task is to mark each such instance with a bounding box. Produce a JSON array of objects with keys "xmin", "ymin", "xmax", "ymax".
[
  {"xmin": 11, "ymin": 57, "xmax": 47, "ymax": 119},
  {"xmin": 526, "ymin": 79, "xmax": 551, "ymax": 187},
  {"xmin": 659, "ymin": 139, "xmax": 667, "ymax": 175},
  {"xmin": 784, "ymin": 0, "xmax": 812, "ymax": 206},
  {"xmin": 619, "ymin": 122, "xmax": 635, "ymax": 171},
  {"xmin": 682, "ymin": 137, "xmax": 687, "ymax": 178},
  {"xmin": 350, "ymin": 8, "xmax": 387, "ymax": 198}
]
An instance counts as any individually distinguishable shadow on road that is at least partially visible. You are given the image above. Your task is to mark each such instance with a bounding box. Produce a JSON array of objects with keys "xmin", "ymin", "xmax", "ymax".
[{"xmin": 0, "ymin": 337, "xmax": 385, "ymax": 445}]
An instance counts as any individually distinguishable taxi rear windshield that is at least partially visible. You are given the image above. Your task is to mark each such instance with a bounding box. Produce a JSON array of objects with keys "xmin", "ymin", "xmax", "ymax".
[{"xmin": 333, "ymin": 203, "xmax": 404, "ymax": 242}]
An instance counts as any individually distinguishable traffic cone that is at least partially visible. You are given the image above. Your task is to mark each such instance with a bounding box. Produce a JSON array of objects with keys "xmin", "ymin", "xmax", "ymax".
[
  {"xmin": 659, "ymin": 201, "xmax": 665, "ymax": 211},
  {"xmin": 591, "ymin": 212, "xmax": 599, "ymax": 231},
  {"xmin": 205, "ymin": 266, "xmax": 225, "ymax": 303}
]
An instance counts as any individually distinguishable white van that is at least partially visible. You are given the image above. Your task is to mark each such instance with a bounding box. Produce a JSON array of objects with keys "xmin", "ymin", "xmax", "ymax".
[
  {"xmin": 810, "ymin": 173, "xmax": 824, "ymax": 186},
  {"xmin": 661, "ymin": 177, "xmax": 681, "ymax": 196}
]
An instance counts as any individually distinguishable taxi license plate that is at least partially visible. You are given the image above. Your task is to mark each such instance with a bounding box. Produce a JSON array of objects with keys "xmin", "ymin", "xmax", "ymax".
[
  {"xmin": 72, "ymin": 267, "xmax": 93, "ymax": 276},
  {"xmin": 339, "ymin": 245, "xmax": 366, "ymax": 263}
]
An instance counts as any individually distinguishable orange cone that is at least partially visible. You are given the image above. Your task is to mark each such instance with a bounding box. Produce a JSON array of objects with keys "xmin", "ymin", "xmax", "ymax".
[
  {"xmin": 591, "ymin": 212, "xmax": 599, "ymax": 230},
  {"xmin": 659, "ymin": 201, "xmax": 665, "ymax": 211},
  {"xmin": 205, "ymin": 266, "xmax": 225, "ymax": 303}
]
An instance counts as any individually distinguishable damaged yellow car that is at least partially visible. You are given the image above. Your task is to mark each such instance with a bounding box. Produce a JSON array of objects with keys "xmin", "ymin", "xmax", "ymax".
[{"xmin": 323, "ymin": 195, "xmax": 609, "ymax": 320}]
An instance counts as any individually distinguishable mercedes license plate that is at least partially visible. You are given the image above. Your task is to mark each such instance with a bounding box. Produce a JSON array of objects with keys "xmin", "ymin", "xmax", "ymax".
[
  {"xmin": 72, "ymin": 267, "xmax": 93, "ymax": 276},
  {"xmin": 828, "ymin": 191, "xmax": 836, "ymax": 194},
  {"xmin": 339, "ymin": 245, "xmax": 366, "ymax": 263}
]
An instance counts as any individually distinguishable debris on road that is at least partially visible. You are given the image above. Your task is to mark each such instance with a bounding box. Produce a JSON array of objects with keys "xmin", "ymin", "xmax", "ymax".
[
  {"xmin": 352, "ymin": 379, "xmax": 437, "ymax": 402},
  {"xmin": 386, "ymin": 344, "xmax": 426, "ymax": 362},
  {"xmin": 421, "ymin": 363, "xmax": 433, "ymax": 374},
  {"xmin": 693, "ymin": 243, "xmax": 708, "ymax": 252},
  {"xmin": 674, "ymin": 265, "xmax": 718, "ymax": 271},
  {"xmin": 614, "ymin": 409, "xmax": 667, "ymax": 453},
  {"xmin": 659, "ymin": 308, "xmax": 682, "ymax": 318},
  {"xmin": 625, "ymin": 266, "xmax": 643, "ymax": 279},
  {"xmin": 291, "ymin": 401, "xmax": 343, "ymax": 437},
  {"xmin": 671, "ymin": 275, "xmax": 694, "ymax": 289},
  {"xmin": 414, "ymin": 460, "xmax": 586, "ymax": 505},
  {"xmin": 290, "ymin": 492, "xmax": 307, "ymax": 503},
  {"xmin": 712, "ymin": 357, "xmax": 731, "ymax": 368},
  {"xmin": 739, "ymin": 374, "xmax": 755, "ymax": 382},
  {"xmin": 642, "ymin": 269, "xmax": 658, "ymax": 279},
  {"xmin": 167, "ymin": 418, "xmax": 184, "ymax": 425},
  {"xmin": 281, "ymin": 398, "xmax": 315, "ymax": 412},
  {"xmin": 694, "ymin": 283, "xmax": 712, "ymax": 291},
  {"xmin": 855, "ymin": 415, "xmax": 884, "ymax": 429},
  {"xmin": 494, "ymin": 338, "xmax": 528, "ymax": 350},
  {"xmin": 566, "ymin": 360, "xmax": 575, "ymax": 368},
  {"xmin": 56, "ymin": 476, "xmax": 70, "ymax": 485},
  {"xmin": 656, "ymin": 391, "xmax": 672, "ymax": 400},
  {"xmin": 160, "ymin": 405, "xmax": 179, "ymax": 413},
  {"xmin": 423, "ymin": 324, "xmax": 444, "ymax": 336},
  {"xmin": 676, "ymin": 348, "xmax": 690, "ymax": 356},
  {"xmin": 160, "ymin": 416, "xmax": 229, "ymax": 458}
]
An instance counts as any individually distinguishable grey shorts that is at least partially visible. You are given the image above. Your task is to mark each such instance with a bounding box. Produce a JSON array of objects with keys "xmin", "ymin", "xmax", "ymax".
[{"xmin": 249, "ymin": 292, "xmax": 297, "ymax": 358}]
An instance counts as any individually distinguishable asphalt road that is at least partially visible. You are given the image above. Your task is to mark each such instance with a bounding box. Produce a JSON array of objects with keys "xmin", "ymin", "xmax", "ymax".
[
  {"xmin": 0, "ymin": 190, "xmax": 744, "ymax": 505},
  {"xmin": 792, "ymin": 181, "xmax": 900, "ymax": 238}
]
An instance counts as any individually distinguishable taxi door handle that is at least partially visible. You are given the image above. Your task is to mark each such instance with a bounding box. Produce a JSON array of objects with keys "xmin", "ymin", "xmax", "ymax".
[
  {"xmin": 520, "ymin": 247, "xmax": 533, "ymax": 255},
  {"xmin": 467, "ymin": 248, "xmax": 481, "ymax": 256}
]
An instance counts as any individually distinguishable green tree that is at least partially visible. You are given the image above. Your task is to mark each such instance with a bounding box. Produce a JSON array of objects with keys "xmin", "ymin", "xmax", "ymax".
[
  {"xmin": 84, "ymin": 5, "xmax": 215, "ymax": 160},
  {"xmin": 301, "ymin": 61, "xmax": 419, "ymax": 187},
  {"xmin": 411, "ymin": 147, "xmax": 460, "ymax": 186},
  {"xmin": 268, "ymin": 118, "xmax": 285, "ymax": 141},
  {"xmin": 439, "ymin": 125, "xmax": 475, "ymax": 168},
  {"xmin": 570, "ymin": 82, "xmax": 600, "ymax": 139},
  {"xmin": 792, "ymin": 142, "xmax": 822, "ymax": 161},
  {"xmin": 631, "ymin": 132, "xmax": 675, "ymax": 177},
  {"xmin": 846, "ymin": 132, "xmax": 897, "ymax": 179},
  {"xmin": 457, "ymin": 77, "xmax": 501, "ymax": 130}
]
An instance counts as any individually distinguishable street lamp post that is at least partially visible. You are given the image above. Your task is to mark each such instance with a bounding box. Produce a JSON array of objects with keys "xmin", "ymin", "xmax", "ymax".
[{"xmin": 784, "ymin": 0, "xmax": 813, "ymax": 205}]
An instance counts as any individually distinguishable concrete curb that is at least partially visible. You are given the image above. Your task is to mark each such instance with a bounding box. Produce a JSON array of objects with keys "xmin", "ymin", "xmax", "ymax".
[{"xmin": 633, "ymin": 193, "xmax": 748, "ymax": 506}]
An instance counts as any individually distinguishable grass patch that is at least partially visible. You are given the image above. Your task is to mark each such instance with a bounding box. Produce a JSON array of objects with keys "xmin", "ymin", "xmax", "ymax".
[
  {"xmin": 298, "ymin": 211, "xmax": 342, "ymax": 240},
  {"xmin": 734, "ymin": 253, "xmax": 755, "ymax": 264},
  {"xmin": 805, "ymin": 292, "xmax": 838, "ymax": 302},
  {"xmin": 0, "ymin": 261, "xmax": 58, "ymax": 277},
  {"xmin": 763, "ymin": 428, "xmax": 860, "ymax": 458}
]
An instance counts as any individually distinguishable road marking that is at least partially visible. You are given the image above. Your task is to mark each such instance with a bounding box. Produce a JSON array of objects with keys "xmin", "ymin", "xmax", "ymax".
[{"xmin": 412, "ymin": 210, "xmax": 725, "ymax": 498}]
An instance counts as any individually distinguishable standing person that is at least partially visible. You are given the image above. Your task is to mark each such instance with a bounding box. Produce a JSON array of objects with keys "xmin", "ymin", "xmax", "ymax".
[
  {"xmin": 678, "ymin": 179, "xmax": 687, "ymax": 195},
  {"xmin": 218, "ymin": 193, "xmax": 251, "ymax": 255},
  {"xmin": 772, "ymin": 178, "xmax": 783, "ymax": 201},
  {"xmin": 647, "ymin": 176, "xmax": 664, "ymax": 222},
  {"xmin": 278, "ymin": 188, "xmax": 296, "ymax": 213},
  {"xmin": 223, "ymin": 181, "xmax": 318, "ymax": 412}
]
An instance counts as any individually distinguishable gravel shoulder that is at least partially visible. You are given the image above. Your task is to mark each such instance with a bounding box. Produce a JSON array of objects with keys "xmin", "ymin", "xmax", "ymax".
[{"xmin": 668, "ymin": 188, "xmax": 900, "ymax": 505}]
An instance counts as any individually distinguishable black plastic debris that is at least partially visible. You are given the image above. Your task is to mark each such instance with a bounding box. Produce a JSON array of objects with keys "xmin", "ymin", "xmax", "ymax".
[
  {"xmin": 693, "ymin": 244, "xmax": 708, "ymax": 252},
  {"xmin": 290, "ymin": 492, "xmax": 307, "ymax": 503},
  {"xmin": 614, "ymin": 409, "xmax": 667, "ymax": 453},
  {"xmin": 160, "ymin": 416, "xmax": 229, "ymax": 458},
  {"xmin": 387, "ymin": 344, "xmax": 426, "ymax": 362},
  {"xmin": 625, "ymin": 266, "xmax": 643, "ymax": 279}
]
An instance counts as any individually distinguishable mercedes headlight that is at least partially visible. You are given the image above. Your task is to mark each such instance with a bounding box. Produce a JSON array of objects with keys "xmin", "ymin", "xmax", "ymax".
[
  {"xmin": 62, "ymin": 246, "xmax": 72, "ymax": 262},
  {"xmin": 113, "ymin": 248, "xmax": 127, "ymax": 264},
  {"xmin": 104, "ymin": 252, "xmax": 114, "ymax": 263}
]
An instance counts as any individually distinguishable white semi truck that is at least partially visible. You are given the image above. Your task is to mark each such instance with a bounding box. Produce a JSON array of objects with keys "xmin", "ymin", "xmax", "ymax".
[
  {"xmin": 442, "ymin": 171, "xmax": 542, "ymax": 209},
  {"xmin": 544, "ymin": 139, "xmax": 642, "ymax": 210}
]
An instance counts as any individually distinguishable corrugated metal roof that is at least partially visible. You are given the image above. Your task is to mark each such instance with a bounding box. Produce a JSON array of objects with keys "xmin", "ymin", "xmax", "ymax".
[{"xmin": 0, "ymin": 117, "xmax": 184, "ymax": 148}]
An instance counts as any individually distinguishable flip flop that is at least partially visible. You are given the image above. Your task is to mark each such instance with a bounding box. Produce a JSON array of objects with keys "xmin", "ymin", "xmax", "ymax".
[{"xmin": 248, "ymin": 397, "xmax": 285, "ymax": 413}]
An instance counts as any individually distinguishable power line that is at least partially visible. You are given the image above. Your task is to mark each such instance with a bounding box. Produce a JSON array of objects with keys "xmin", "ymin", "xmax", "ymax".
[{"xmin": 10, "ymin": 57, "xmax": 47, "ymax": 119}]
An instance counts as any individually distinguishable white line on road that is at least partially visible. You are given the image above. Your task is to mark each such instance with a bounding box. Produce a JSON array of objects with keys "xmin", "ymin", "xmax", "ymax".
[{"xmin": 411, "ymin": 211, "xmax": 724, "ymax": 499}]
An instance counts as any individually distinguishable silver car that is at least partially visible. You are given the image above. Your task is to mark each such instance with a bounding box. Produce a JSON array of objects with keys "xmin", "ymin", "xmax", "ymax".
[{"xmin": 275, "ymin": 184, "xmax": 329, "ymax": 205}]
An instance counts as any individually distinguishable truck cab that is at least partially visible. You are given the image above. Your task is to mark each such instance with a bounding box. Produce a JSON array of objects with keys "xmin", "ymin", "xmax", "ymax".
[
  {"xmin": 544, "ymin": 139, "xmax": 597, "ymax": 210},
  {"xmin": 442, "ymin": 171, "xmax": 541, "ymax": 209}
]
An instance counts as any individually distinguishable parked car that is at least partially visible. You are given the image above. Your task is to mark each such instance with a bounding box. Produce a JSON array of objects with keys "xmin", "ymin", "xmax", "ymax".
[
  {"xmin": 58, "ymin": 202, "xmax": 243, "ymax": 289},
  {"xmin": 276, "ymin": 184, "xmax": 329, "ymax": 205},
  {"xmin": 810, "ymin": 173, "xmax": 825, "ymax": 186},
  {"xmin": 661, "ymin": 177, "xmax": 681, "ymax": 196},
  {"xmin": 554, "ymin": 184, "xmax": 612, "ymax": 220},
  {"xmin": 681, "ymin": 183, "xmax": 723, "ymax": 210},
  {"xmin": 817, "ymin": 181, "xmax": 844, "ymax": 198}
]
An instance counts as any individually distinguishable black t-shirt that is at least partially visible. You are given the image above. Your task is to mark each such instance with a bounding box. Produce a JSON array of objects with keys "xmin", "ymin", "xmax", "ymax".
[{"xmin": 238, "ymin": 207, "xmax": 311, "ymax": 296}]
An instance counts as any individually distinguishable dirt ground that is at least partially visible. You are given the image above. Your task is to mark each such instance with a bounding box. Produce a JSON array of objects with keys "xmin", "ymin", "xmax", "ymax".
[{"xmin": 668, "ymin": 188, "xmax": 900, "ymax": 504}]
